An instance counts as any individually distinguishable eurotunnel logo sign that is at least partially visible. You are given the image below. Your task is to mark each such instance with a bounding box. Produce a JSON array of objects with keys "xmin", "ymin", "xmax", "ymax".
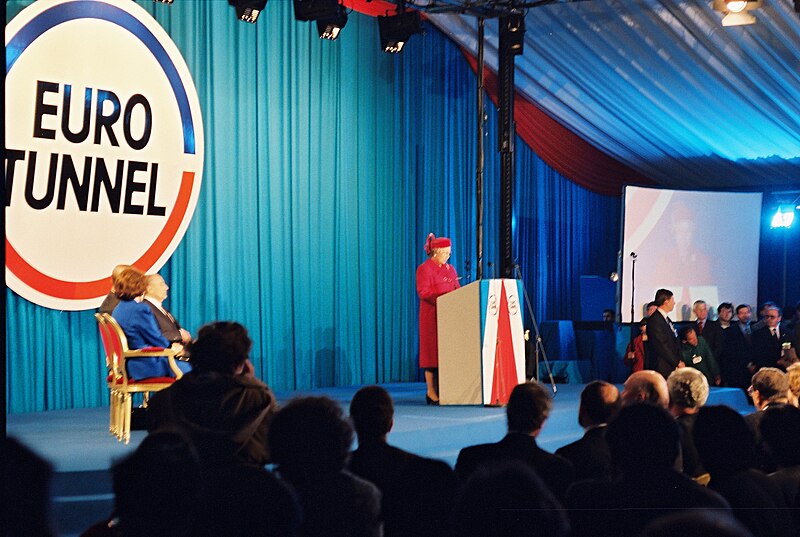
[{"xmin": 5, "ymin": 0, "xmax": 204, "ymax": 311}]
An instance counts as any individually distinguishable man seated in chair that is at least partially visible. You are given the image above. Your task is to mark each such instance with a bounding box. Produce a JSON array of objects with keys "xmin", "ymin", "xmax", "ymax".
[
  {"xmin": 112, "ymin": 267, "xmax": 191, "ymax": 380},
  {"xmin": 144, "ymin": 274, "xmax": 192, "ymax": 346}
]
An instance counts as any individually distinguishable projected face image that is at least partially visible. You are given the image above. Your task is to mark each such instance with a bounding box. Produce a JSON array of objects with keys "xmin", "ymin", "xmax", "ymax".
[
  {"xmin": 621, "ymin": 187, "xmax": 761, "ymax": 323},
  {"xmin": 673, "ymin": 219, "xmax": 694, "ymax": 254}
]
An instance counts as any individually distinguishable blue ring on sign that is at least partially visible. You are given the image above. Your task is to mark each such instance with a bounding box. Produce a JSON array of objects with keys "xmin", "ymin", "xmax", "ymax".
[{"xmin": 6, "ymin": 0, "xmax": 196, "ymax": 155}]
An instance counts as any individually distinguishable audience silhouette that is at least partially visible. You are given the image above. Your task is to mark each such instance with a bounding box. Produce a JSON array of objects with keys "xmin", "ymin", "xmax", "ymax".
[
  {"xmin": 566, "ymin": 403, "xmax": 730, "ymax": 537},
  {"xmin": 451, "ymin": 461, "xmax": 570, "ymax": 537},
  {"xmin": 348, "ymin": 385, "xmax": 457, "ymax": 537},
  {"xmin": 456, "ymin": 381, "xmax": 576, "ymax": 502},
  {"xmin": 268, "ymin": 396, "xmax": 382, "ymax": 537},
  {"xmin": 692, "ymin": 405, "xmax": 795, "ymax": 537}
]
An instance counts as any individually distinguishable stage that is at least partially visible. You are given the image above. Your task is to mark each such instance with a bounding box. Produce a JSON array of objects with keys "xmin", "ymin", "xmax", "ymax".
[{"xmin": 7, "ymin": 382, "xmax": 750, "ymax": 537}]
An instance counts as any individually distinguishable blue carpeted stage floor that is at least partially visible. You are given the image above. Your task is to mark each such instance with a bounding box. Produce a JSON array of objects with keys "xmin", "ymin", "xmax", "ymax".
[{"xmin": 7, "ymin": 382, "xmax": 750, "ymax": 537}]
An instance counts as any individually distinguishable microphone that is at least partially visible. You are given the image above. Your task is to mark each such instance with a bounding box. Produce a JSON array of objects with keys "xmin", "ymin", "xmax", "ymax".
[{"xmin": 630, "ymin": 252, "xmax": 638, "ymax": 259}]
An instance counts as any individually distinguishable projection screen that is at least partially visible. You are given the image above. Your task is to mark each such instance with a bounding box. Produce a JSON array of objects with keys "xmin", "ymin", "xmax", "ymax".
[{"xmin": 620, "ymin": 186, "xmax": 762, "ymax": 322}]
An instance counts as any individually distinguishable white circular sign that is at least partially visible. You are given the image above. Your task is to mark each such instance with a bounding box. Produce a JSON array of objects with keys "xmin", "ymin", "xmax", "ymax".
[{"xmin": 5, "ymin": 0, "xmax": 204, "ymax": 310}]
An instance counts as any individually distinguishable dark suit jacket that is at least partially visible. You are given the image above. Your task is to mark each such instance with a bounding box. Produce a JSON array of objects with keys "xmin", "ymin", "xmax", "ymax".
[
  {"xmin": 645, "ymin": 311, "xmax": 681, "ymax": 378},
  {"xmin": 566, "ymin": 467, "xmax": 730, "ymax": 537},
  {"xmin": 709, "ymin": 468, "xmax": 796, "ymax": 537},
  {"xmin": 555, "ymin": 425, "xmax": 613, "ymax": 481},
  {"xmin": 456, "ymin": 432, "xmax": 575, "ymax": 501},
  {"xmin": 144, "ymin": 299, "xmax": 183, "ymax": 343},
  {"xmin": 752, "ymin": 325, "xmax": 796, "ymax": 370},
  {"xmin": 98, "ymin": 291, "xmax": 119, "ymax": 315},
  {"xmin": 722, "ymin": 323, "xmax": 755, "ymax": 388},
  {"xmin": 349, "ymin": 440, "xmax": 457, "ymax": 537},
  {"xmin": 696, "ymin": 319, "xmax": 723, "ymax": 359}
]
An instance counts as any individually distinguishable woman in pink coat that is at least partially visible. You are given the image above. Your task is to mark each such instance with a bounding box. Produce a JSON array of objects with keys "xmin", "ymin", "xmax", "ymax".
[{"xmin": 416, "ymin": 233, "xmax": 460, "ymax": 405}]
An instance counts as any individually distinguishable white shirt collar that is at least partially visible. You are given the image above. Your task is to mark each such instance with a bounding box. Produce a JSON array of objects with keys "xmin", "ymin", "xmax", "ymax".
[{"xmin": 144, "ymin": 296, "xmax": 164, "ymax": 312}]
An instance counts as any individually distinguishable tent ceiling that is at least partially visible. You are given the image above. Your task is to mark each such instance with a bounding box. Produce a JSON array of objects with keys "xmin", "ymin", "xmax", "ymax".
[{"xmin": 424, "ymin": 0, "xmax": 800, "ymax": 190}]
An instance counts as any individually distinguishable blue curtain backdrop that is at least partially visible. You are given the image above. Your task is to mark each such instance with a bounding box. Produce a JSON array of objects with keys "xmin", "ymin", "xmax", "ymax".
[{"xmin": 5, "ymin": 0, "xmax": 621, "ymax": 413}]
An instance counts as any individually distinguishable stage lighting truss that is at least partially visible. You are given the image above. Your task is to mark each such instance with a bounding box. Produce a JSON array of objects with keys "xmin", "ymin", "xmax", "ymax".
[
  {"xmin": 378, "ymin": 10, "xmax": 422, "ymax": 53},
  {"xmin": 294, "ymin": 0, "xmax": 349, "ymax": 40},
  {"xmin": 153, "ymin": 0, "xmax": 173, "ymax": 4},
  {"xmin": 228, "ymin": 0, "xmax": 268, "ymax": 23},
  {"xmin": 712, "ymin": 0, "xmax": 762, "ymax": 26}
]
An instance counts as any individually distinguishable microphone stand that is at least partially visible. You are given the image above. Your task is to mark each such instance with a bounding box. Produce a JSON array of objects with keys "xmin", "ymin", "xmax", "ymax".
[{"xmin": 514, "ymin": 263, "xmax": 557, "ymax": 395}]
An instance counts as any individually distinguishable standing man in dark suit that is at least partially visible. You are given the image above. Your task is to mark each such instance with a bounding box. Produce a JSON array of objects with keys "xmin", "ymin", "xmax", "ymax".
[
  {"xmin": 752, "ymin": 305, "xmax": 796, "ymax": 371},
  {"xmin": 456, "ymin": 382, "xmax": 575, "ymax": 502},
  {"xmin": 724, "ymin": 304, "xmax": 756, "ymax": 390},
  {"xmin": 693, "ymin": 300, "xmax": 723, "ymax": 360},
  {"xmin": 144, "ymin": 274, "xmax": 191, "ymax": 345},
  {"xmin": 646, "ymin": 289, "xmax": 684, "ymax": 378}
]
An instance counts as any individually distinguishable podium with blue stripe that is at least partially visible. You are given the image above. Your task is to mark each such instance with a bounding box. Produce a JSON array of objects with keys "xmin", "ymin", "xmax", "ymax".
[{"xmin": 437, "ymin": 279, "xmax": 526, "ymax": 405}]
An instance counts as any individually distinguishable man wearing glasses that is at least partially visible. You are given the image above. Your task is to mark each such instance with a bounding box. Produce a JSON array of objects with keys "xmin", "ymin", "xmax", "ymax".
[{"xmin": 751, "ymin": 305, "xmax": 796, "ymax": 371}]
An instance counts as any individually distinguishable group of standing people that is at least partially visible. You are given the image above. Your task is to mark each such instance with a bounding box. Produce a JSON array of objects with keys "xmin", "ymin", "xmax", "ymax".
[{"xmin": 629, "ymin": 288, "xmax": 798, "ymax": 390}]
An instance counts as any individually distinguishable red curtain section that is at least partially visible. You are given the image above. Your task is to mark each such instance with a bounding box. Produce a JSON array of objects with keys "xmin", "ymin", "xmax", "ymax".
[
  {"xmin": 347, "ymin": 0, "xmax": 654, "ymax": 195},
  {"xmin": 344, "ymin": 0, "xmax": 399, "ymax": 17}
]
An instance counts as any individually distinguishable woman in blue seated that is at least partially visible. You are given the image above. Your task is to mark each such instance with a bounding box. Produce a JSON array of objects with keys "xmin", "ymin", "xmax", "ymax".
[{"xmin": 112, "ymin": 267, "xmax": 191, "ymax": 380}]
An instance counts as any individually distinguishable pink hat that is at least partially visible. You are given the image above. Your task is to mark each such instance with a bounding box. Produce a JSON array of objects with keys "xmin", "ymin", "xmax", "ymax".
[{"xmin": 424, "ymin": 233, "xmax": 451, "ymax": 255}]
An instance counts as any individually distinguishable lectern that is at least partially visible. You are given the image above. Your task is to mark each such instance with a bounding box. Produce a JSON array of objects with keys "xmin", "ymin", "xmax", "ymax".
[{"xmin": 437, "ymin": 279, "xmax": 526, "ymax": 405}]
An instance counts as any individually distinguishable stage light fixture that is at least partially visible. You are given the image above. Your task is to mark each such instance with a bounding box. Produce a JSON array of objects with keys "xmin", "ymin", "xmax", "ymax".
[
  {"xmin": 712, "ymin": 0, "xmax": 762, "ymax": 26},
  {"xmin": 317, "ymin": 5, "xmax": 348, "ymax": 40},
  {"xmin": 153, "ymin": 0, "xmax": 173, "ymax": 4},
  {"xmin": 294, "ymin": 0, "xmax": 348, "ymax": 40},
  {"xmin": 770, "ymin": 205, "xmax": 796, "ymax": 229},
  {"xmin": 378, "ymin": 10, "xmax": 421, "ymax": 53},
  {"xmin": 228, "ymin": 0, "xmax": 268, "ymax": 24}
]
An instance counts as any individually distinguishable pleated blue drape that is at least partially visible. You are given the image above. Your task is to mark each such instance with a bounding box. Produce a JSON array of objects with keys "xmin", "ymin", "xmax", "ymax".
[{"xmin": 5, "ymin": 0, "xmax": 620, "ymax": 413}]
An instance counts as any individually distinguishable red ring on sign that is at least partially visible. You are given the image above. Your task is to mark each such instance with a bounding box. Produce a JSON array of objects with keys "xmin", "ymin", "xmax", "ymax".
[{"xmin": 6, "ymin": 171, "xmax": 195, "ymax": 300}]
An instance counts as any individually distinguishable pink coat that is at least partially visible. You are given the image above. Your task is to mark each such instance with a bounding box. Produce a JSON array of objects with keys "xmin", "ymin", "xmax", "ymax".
[{"xmin": 416, "ymin": 258, "xmax": 460, "ymax": 368}]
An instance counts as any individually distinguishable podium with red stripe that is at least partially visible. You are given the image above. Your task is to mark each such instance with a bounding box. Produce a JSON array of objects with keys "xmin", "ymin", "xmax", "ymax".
[{"xmin": 437, "ymin": 279, "xmax": 526, "ymax": 405}]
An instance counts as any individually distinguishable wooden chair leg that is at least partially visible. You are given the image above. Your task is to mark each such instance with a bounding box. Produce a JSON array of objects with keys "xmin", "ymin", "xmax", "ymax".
[
  {"xmin": 108, "ymin": 389, "xmax": 115, "ymax": 434},
  {"xmin": 122, "ymin": 393, "xmax": 132, "ymax": 444},
  {"xmin": 112, "ymin": 390, "xmax": 122, "ymax": 441}
]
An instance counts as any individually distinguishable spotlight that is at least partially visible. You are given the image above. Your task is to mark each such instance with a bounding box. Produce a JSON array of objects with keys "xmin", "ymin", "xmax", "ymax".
[
  {"xmin": 771, "ymin": 205, "xmax": 796, "ymax": 229},
  {"xmin": 609, "ymin": 272, "xmax": 620, "ymax": 283},
  {"xmin": 316, "ymin": 5, "xmax": 348, "ymax": 40},
  {"xmin": 228, "ymin": 0, "xmax": 268, "ymax": 23},
  {"xmin": 378, "ymin": 10, "xmax": 421, "ymax": 53},
  {"xmin": 501, "ymin": 12, "xmax": 525, "ymax": 56},
  {"xmin": 294, "ymin": 0, "xmax": 348, "ymax": 40},
  {"xmin": 712, "ymin": 0, "xmax": 762, "ymax": 26}
]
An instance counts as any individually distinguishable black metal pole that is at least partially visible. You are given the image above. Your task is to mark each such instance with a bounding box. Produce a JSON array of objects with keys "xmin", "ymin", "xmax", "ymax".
[
  {"xmin": 476, "ymin": 17, "xmax": 485, "ymax": 281},
  {"xmin": 498, "ymin": 13, "xmax": 524, "ymax": 279}
]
